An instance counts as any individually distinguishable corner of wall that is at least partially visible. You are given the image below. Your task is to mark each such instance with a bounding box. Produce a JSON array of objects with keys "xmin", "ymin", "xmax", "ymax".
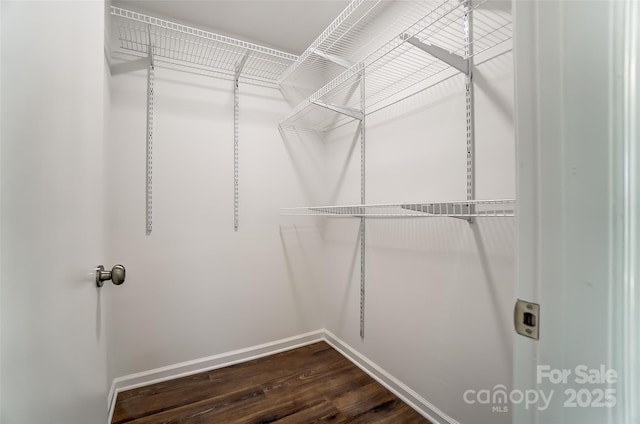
[
  {"xmin": 322, "ymin": 330, "xmax": 459, "ymax": 424},
  {"xmin": 106, "ymin": 329, "xmax": 459, "ymax": 424},
  {"xmin": 0, "ymin": 0, "xmax": 3, "ymax": 418}
]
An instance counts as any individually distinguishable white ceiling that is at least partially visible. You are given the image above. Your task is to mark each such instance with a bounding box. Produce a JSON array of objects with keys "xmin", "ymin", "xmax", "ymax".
[{"xmin": 112, "ymin": 0, "xmax": 353, "ymax": 55}]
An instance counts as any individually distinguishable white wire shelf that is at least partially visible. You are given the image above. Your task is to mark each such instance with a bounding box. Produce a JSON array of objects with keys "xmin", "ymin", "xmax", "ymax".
[
  {"xmin": 110, "ymin": 6, "xmax": 299, "ymax": 85},
  {"xmin": 277, "ymin": 0, "xmax": 383, "ymax": 86},
  {"xmin": 280, "ymin": 0, "xmax": 512, "ymax": 131},
  {"xmin": 282, "ymin": 199, "xmax": 515, "ymax": 218},
  {"xmin": 277, "ymin": 0, "xmax": 433, "ymax": 88}
]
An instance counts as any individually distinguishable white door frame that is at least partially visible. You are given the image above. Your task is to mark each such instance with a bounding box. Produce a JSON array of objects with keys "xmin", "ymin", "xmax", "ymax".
[
  {"xmin": 612, "ymin": 0, "xmax": 640, "ymax": 421},
  {"xmin": 513, "ymin": 1, "xmax": 639, "ymax": 423}
]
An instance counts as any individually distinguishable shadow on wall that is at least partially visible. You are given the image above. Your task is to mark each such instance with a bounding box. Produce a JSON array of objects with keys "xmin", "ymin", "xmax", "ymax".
[
  {"xmin": 278, "ymin": 125, "xmax": 324, "ymax": 206},
  {"xmin": 96, "ymin": 285, "xmax": 102, "ymax": 341},
  {"xmin": 342, "ymin": 215, "xmax": 515, "ymax": 424},
  {"xmin": 320, "ymin": 219, "xmax": 362, "ymax": 335},
  {"xmin": 334, "ymin": 225, "xmax": 361, "ymax": 333},
  {"xmin": 279, "ymin": 224, "xmax": 324, "ymax": 331},
  {"xmin": 471, "ymin": 218, "xmax": 516, "ymax": 361},
  {"xmin": 361, "ymin": 215, "xmax": 514, "ymax": 255},
  {"xmin": 327, "ymin": 122, "xmax": 362, "ymax": 206},
  {"xmin": 327, "ymin": 216, "xmax": 515, "ymax": 346},
  {"xmin": 473, "ymin": 57, "xmax": 513, "ymax": 124}
]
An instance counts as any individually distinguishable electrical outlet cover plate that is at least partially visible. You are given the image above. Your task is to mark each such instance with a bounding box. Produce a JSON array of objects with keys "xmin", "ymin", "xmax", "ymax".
[{"xmin": 514, "ymin": 299, "xmax": 540, "ymax": 340}]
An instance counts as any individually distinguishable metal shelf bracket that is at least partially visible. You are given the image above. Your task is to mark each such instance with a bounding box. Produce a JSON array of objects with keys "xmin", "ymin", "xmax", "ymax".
[
  {"xmin": 313, "ymin": 101, "xmax": 364, "ymax": 121},
  {"xmin": 401, "ymin": 203, "xmax": 473, "ymax": 221},
  {"xmin": 311, "ymin": 49, "xmax": 354, "ymax": 69},
  {"xmin": 400, "ymin": 34, "xmax": 469, "ymax": 75}
]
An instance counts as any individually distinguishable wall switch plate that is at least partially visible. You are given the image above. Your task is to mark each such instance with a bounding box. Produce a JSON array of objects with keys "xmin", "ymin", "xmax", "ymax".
[{"xmin": 514, "ymin": 299, "xmax": 540, "ymax": 340}]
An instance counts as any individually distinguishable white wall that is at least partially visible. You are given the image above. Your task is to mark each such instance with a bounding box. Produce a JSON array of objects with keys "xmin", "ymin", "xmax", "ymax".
[
  {"xmin": 0, "ymin": 1, "xmax": 3, "ymax": 417},
  {"xmin": 319, "ymin": 53, "xmax": 515, "ymax": 424},
  {"xmin": 106, "ymin": 68, "xmax": 325, "ymax": 379},
  {"xmin": 0, "ymin": 2, "xmax": 108, "ymax": 423}
]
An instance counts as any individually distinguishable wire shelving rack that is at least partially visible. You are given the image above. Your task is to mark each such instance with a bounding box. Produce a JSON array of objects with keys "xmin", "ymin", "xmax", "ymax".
[
  {"xmin": 278, "ymin": 0, "xmax": 515, "ymax": 338},
  {"xmin": 277, "ymin": 0, "xmax": 383, "ymax": 86},
  {"xmin": 277, "ymin": 0, "xmax": 438, "ymax": 88},
  {"xmin": 108, "ymin": 1, "xmax": 515, "ymax": 341},
  {"xmin": 110, "ymin": 6, "xmax": 298, "ymax": 85},
  {"xmin": 280, "ymin": 0, "xmax": 512, "ymax": 131},
  {"xmin": 109, "ymin": 6, "xmax": 301, "ymax": 234}
]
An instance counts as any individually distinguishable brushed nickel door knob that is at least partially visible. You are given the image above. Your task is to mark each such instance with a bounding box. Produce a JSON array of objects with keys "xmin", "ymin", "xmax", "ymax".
[{"xmin": 96, "ymin": 265, "xmax": 126, "ymax": 287}]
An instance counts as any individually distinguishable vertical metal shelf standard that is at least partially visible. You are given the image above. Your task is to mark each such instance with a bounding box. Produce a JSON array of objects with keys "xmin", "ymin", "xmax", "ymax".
[
  {"xmin": 311, "ymin": 70, "xmax": 366, "ymax": 337},
  {"xmin": 359, "ymin": 70, "xmax": 366, "ymax": 338},
  {"xmin": 146, "ymin": 40, "xmax": 154, "ymax": 235},
  {"xmin": 464, "ymin": 1, "xmax": 475, "ymax": 222},
  {"xmin": 234, "ymin": 53, "xmax": 249, "ymax": 231}
]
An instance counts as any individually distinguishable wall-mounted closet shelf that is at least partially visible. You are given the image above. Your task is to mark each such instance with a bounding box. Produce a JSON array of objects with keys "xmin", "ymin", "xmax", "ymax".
[
  {"xmin": 282, "ymin": 199, "xmax": 515, "ymax": 219},
  {"xmin": 277, "ymin": 0, "xmax": 437, "ymax": 88},
  {"xmin": 278, "ymin": 0, "xmax": 514, "ymax": 339},
  {"xmin": 110, "ymin": 6, "xmax": 301, "ymax": 234},
  {"xmin": 277, "ymin": 0, "xmax": 381, "ymax": 86},
  {"xmin": 110, "ymin": 6, "xmax": 298, "ymax": 85},
  {"xmin": 280, "ymin": 0, "xmax": 512, "ymax": 131}
]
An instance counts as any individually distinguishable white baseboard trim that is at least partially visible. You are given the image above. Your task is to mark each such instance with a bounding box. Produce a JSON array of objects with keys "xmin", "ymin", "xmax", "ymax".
[
  {"xmin": 107, "ymin": 329, "xmax": 457, "ymax": 424},
  {"xmin": 107, "ymin": 329, "xmax": 325, "ymax": 423},
  {"xmin": 322, "ymin": 330, "xmax": 459, "ymax": 424}
]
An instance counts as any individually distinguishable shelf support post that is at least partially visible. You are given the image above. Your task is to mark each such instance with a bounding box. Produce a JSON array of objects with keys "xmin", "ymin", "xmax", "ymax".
[
  {"xmin": 359, "ymin": 69, "xmax": 366, "ymax": 339},
  {"xmin": 146, "ymin": 32, "xmax": 154, "ymax": 235},
  {"xmin": 464, "ymin": 0, "xmax": 476, "ymax": 223},
  {"xmin": 234, "ymin": 52, "xmax": 250, "ymax": 232}
]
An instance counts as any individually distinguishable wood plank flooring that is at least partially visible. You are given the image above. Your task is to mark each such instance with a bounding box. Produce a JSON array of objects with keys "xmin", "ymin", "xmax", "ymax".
[{"xmin": 112, "ymin": 341, "xmax": 431, "ymax": 423}]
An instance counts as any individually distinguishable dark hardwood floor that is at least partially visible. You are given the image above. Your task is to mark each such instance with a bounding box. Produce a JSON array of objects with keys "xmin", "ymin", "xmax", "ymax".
[{"xmin": 112, "ymin": 341, "xmax": 431, "ymax": 423}]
